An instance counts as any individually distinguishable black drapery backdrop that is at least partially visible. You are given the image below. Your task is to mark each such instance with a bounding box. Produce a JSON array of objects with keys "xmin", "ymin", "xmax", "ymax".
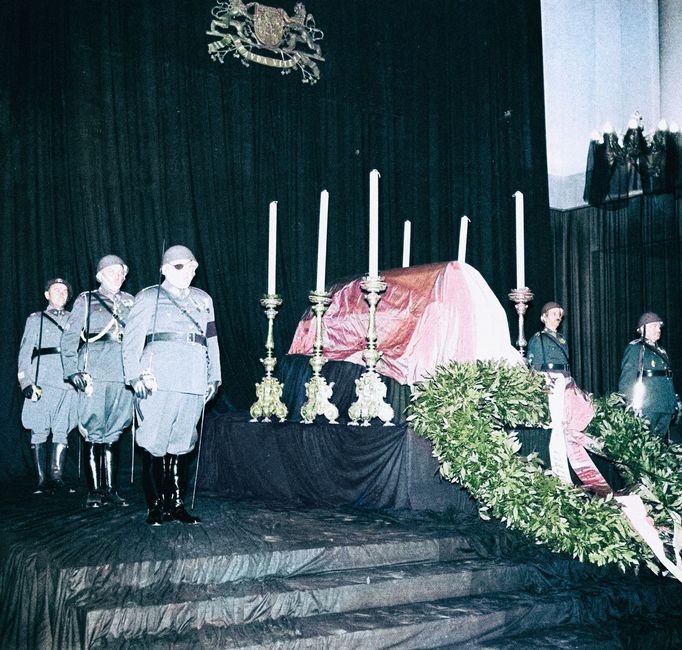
[
  {"xmin": 0, "ymin": 0, "xmax": 551, "ymax": 482},
  {"xmin": 551, "ymin": 194, "xmax": 682, "ymax": 397}
]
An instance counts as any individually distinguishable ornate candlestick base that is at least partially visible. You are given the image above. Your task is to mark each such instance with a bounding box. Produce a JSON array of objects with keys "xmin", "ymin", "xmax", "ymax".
[
  {"xmin": 301, "ymin": 291, "xmax": 339, "ymax": 424},
  {"xmin": 250, "ymin": 294, "xmax": 288, "ymax": 422},
  {"xmin": 508, "ymin": 286, "xmax": 534, "ymax": 358},
  {"xmin": 348, "ymin": 276, "xmax": 395, "ymax": 426}
]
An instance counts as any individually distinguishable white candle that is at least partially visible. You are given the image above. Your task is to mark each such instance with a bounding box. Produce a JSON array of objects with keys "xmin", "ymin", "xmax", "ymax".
[
  {"xmin": 514, "ymin": 191, "xmax": 525, "ymax": 288},
  {"xmin": 402, "ymin": 220, "xmax": 411, "ymax": 268},
  {"xmin": 316, "ymin": 190, "xmax": 329, "ymax": 292},
  {"xmin": 457, "ymin": 216, "xmax": 470, "ymax": 264},
  {"xmin": 267, "ymin": 201, "xmax": 277, "ymax": 295},
  {"xmin": 369, "ymin": 169, "xmax": 380, "ymax": 277}
]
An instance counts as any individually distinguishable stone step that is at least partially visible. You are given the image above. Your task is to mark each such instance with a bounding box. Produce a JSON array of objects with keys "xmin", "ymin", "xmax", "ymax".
[
  {"xmin": 58, "ymin": 525, "xmax": 517, "ymax": 600},
  {"xmin": 91, "ymin": 584, "xmax": 666, "ymax": 650},
  {"xmin": 74, "ymin": 558, "xmax": 541, "ymax": 647}
]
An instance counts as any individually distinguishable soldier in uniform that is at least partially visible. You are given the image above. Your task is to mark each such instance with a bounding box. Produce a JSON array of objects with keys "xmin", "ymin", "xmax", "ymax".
[
  {"xmin": 123, "ymin": 245, "xmax": 221, "ymax": 526},
  {"xmin": 61, "ymin": 255, "xmax": 134, "ymax": 507},
  {"xmin": 618, "ymin": 312, "xmax": 678, "ymax": 439},
  {"xmin": 17, "ymin": 278, "xmax": 77, "ymax": 493},
  {"xmin": 527, "ymin": 302, "xmax": 570, "ymax": 376}
]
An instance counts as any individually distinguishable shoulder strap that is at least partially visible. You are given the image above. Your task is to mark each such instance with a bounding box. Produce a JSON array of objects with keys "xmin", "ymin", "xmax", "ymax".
[
  {"xmin": 42, "ymin": 311, "xmax": 66, "ymax": 332},
  {"xmin": 92, "ymin": 292, "xmax": 126, "ymax": 326},
  {"xmin": 160, "ymin": 287, "xmax": 203, "ymax": 334}
]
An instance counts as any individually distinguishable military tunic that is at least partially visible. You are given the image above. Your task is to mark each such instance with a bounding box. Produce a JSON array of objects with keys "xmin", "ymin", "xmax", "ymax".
[
  {"xmin": 618, "ymin": 339, "xmax": 677, "ymax": 437},
  {"xmin": 527, "ymin": 329, "xmax": 571, "ymax": 376},
  {"xmin": 17, "ymin": 309, "xmax": 77, "ymax": 444},
  {"xmin": 122, "ymin": 280, "xmax": 221, "ymax": 457},
  {"xmin": 61, "ymin": 288, "xmax": 134, "ymax": 443}
]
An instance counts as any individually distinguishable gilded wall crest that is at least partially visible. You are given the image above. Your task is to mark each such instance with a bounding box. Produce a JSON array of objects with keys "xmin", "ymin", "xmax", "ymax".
[{"xmin": 207, "ymin": 1, "xmax": 325, "ymax": 84}]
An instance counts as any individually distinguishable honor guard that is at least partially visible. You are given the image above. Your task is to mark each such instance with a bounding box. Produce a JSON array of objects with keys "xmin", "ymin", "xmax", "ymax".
[
  {"xmin": 17, "ymin": 278, "xmax": 77, "ymax": 493},
  {"xmin": 61, "ymin": 255, "xmax": 134, "ymax": 507},
  {"xmin": 123, "ymin": 245, "xmax": 221, "ymax": 526},
  {"xmin": 527, "ymin": 302, "xmax": 571, "ymax": 376},
  {"xmin": 618, "ymin": 312, "xmax": 678, "ymax": 439}
]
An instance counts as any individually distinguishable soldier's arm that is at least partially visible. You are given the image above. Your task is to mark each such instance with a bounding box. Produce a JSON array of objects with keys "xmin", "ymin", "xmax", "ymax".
[
  {"xmin": 526, "ymin": 333, "xmax": 542, "ymax": 371},
  {"xmin": 17, "ymin": 314, "xmax": 38, "ymax": 390},
  {"xmin": 618, "ymin": 343, "xmax": 639, "ymax": 398},
  {"xmin": 205, "ymin": 296, "xmax": 222, "ymax": 387},
  {"xmin": 122, "ymin": 289, "xmax": 154, "ymax": 384},
  {"xmin": 61, "ymin": 294, "xmax": 87, "ymax": 379}
]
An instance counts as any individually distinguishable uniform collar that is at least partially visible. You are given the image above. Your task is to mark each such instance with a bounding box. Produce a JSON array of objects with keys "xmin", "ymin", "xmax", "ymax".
[
  {"xmin": 162, "ymin": 279, "xmax": 190, "ymax": 299},
  {"xmin": 47, "ymin": 307, "xmax": 65, "ymax": 316},
  {"xmin": 98, "ymin": 285, "xmax": 119, "ymax": 300}
]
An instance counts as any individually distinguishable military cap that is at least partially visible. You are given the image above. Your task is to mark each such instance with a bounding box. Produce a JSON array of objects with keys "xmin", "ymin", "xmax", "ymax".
[
  {"xmin": 637, "ymin": 312, "xmax": 663, "ymax": 329},
  {"xmin": 96, "ymin": 254, "xmax": 128, "ymax": 275},
  {"xmin": 161, "ymin": 245, "xmax": 197, "ymax": 267},
  {"xmin": 541, "ymin": 301, "xmax": 564, "ymax": 315},
  {"xmin": 44, "ymin": 277, "xmax": 72, "ymax": 298}
]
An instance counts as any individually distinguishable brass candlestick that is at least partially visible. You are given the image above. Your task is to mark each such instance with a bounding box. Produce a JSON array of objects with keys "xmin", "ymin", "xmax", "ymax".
[
  {"xmin": 508, "ymin": 286, "xmax": 534, "ymax": 358},
  {"xmin": 348, "ymin": 276, "xmax": 395, "ymax": 426},
  {"xmin": 250, "ymin": 294, "xmax": 288, "ymax": 422},
  {"xmin": 300, "ymin": 291, "xmax": 339, "ymax": 424}
]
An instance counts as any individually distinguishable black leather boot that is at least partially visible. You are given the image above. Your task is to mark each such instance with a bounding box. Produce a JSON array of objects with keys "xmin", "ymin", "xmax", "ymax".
[
  {"xmin": 31, "ymin": 443, "xmax": 48, "ymax": 494},
  {"xmin": 84, "ymin": 441, "xmax": 103, "ymax": 508},
  {"xmin": 49, "ymin": 442, "xmax": 68, "ymax": 492},
  {"xmin": 101, "ymin": 442, "xmax": 128, "ymax": 506},
  {"xmin": 142, "ymin": 451, "xmax": 164, "ymax": 526},
  {"xmin": 163, "ymin": 454, "xmax": 200, "ymax": 524}
]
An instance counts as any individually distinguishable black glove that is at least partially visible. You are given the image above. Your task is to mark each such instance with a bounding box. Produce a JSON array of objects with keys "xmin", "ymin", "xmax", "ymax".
[
  {"xmin": 205, "ymin": 381, "xmax": 220, "ymax": 402},
  {"xmin": 69, "ymin": 373, "xmax": 89, "ymax": 392},
  {"xmin": 131, "ymin": 377, "xmax": 150, "ymax": 400},
  {"xmin": 23, "ymin": 385, "xmax": 41, "ymax": 400}
]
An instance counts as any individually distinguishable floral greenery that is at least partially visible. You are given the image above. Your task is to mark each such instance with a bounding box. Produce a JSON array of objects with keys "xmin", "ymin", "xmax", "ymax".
[{"xmin": 407, "ymin": 361, "xmax": 662, "ymax": 572}]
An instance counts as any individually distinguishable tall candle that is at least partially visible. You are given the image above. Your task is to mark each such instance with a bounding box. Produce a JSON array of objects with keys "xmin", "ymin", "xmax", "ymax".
[
  {"xmin": 514, "ymin": 191, "xmax": 525, "ymax": 288},
  {"xmin": 316, "ymin": 190, "xmax": 329, "ymax": 293},
  {"xmin": 457, "ymin": 216, "xmax": 470, "ymax": 264},
  {"xmin": 267, "ymin": 201, "xmax": 277, "ymax": 295},
  {"xmin": 402, "ymin": 220, "xmax": 411, "ymax": 268},
  {"xmin": 369, "ymin": 169, "xmax": 380, "ymax": 277}
]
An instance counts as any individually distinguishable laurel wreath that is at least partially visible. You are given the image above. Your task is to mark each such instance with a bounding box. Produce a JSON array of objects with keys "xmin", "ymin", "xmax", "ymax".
[{"xmin": 408, "ymin": 361, "xmax": 682, "ymax": 574}]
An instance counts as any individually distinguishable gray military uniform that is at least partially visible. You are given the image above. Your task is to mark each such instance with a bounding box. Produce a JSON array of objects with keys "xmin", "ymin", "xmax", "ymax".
[
  {"xmin": 61, "ymin": 288, "xmax": 134, "ymax": 443},
  {"xmin": 123, "ymin": 280, "xmax": 221, "ymax": 456},
  {"xmin": 18, "ymin": 309, "xmax": 77, "ymax": 444}
]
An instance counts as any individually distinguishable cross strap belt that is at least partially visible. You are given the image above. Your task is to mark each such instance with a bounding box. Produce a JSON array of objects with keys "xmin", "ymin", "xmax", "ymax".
[
  {"xmin": 145, "ymin": 332, "xmax": 207, "ymax": 347},
  {"xmin": 643, "ymin": 369, "xmax": 673, "ymax": 378},
  {"xmin": 31, "ymin": 346, "xmax": 61, "ymax": 360},
  {"xmin": 540, "ymin": 363, "xmax": 568, "ymax": 371}
]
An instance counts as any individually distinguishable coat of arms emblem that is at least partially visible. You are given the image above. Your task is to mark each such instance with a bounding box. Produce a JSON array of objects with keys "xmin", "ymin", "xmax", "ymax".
[{"xmin": 207, "ymin": 1, "xmax": 325, "ymax": 84}]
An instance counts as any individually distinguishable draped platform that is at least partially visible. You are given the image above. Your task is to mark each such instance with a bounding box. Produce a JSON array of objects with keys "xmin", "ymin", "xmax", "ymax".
[{"xmin": 2, "ymin": 472, "xmax": 682, "ymax": 649}]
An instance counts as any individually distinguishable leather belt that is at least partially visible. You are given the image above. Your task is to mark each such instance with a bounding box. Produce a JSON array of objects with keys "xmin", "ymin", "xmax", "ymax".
[
  {"xmin": 541, "ymin": 363, "xmax": 568, "ymax": 371},
  {"xmin": 89, "ymin": 332, "xmax": 123, "ymax": 343},
  {"xmin": 643, "ymin": 369, "xmax": 673, "ymax": 378},
  {"xmin": 31, "ymin": 346, "xmax": 61, "ymax": 360},
  {"xmin": 145, "ymin": 332, "xmax": 207, "ymax": 347}
]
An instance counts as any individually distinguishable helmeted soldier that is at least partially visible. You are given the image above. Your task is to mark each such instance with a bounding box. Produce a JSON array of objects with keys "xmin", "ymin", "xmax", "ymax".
[
  {"xmin": 17, "ymin": 278, "xmax": 77, "ymax": 493},
  {"xmin": 61, "ymin": 255, "xmax": 134, "ymax": 507},
  {"xmin": 527, "ymin": 302, "xmax": 570, "ymax": 376},
  {"xmin": 618, "ymin": 312, "xmax": 678, "ymax": 439},
  {"xmin": 123, "ymin": 245, "xmax": 221, "ymax": 526}
]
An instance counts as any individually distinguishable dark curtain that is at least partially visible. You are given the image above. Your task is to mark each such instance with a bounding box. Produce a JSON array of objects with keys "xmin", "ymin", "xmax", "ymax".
[
  {"xmin": 0, "ymin": 0, "xmax": 551, "ymax": 482},
  {"xmin": 551, "ymin": 193, "xmax": 682, "ymax": 397}
]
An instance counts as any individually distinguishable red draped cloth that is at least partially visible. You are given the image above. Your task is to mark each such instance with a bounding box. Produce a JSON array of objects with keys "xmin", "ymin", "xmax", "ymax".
[{"xmin": 289, "ymin": 261, "xmax": 521, "ymax": 385}]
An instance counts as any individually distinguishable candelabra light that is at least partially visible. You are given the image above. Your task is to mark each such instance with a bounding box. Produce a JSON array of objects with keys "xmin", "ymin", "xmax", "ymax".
[
  {"xmin": 348, "ymin": 276, "xmax": 395, "ymax": 426},
  {"xmin": 508, "ymin": 286, "xmax": 534, "ymax": 358},
  {"xmin": 300, "ymin": 291, "xmax": 339, "ymax": 424},
  {"xmin": 250, "ymin": 294, "xmax": 288, "ymax": 422}
]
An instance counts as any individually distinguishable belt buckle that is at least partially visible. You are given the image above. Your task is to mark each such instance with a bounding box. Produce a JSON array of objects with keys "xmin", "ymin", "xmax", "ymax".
[
  {"xmin": 116, "ymin": 331, "xmax": 124, "ymax": 343},
  {"xmin": 187, "ymin": 332, "xmax": 196, "ymax": 344},
  {"xmin": 547, "ymin": 363, "xmax": 554, "ymax": 369}
]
